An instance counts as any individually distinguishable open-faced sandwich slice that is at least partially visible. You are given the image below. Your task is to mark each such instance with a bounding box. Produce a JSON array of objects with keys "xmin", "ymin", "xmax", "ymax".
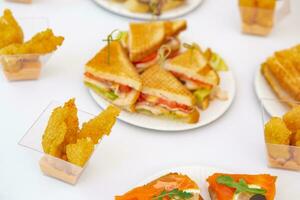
[
  {"xmin": 115, "ymin": 172, "xmax": 203, "ymax": 200},
  {"xmin": 261, "ymin": 44, "xmax": 300, "ymax": 107},
  {"xmin": 207, "ymin": 173, "xmax": 277, "ymax": 200},
  {"xmin": 85, "ymin": 41, "xmax": 142, "ymax": 112},
  {"xmin": 123, "ymin": 20, "xmax": 187, "ymax": 73},
  {"xmin": 164, "ymin": 44, "xmax": 228, "ymax": 110},
  {"xmin": 136, "ymin": 64, "xmax": 199, "ymax": 123}
]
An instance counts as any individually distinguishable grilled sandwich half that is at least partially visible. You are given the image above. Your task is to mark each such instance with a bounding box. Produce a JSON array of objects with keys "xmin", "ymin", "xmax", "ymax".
[
  {"xmin": 136, "ymin": 64, "xmax": 199, "ymax": 123},
  {"xmin": 164, "ymin": 46, "xmax": 222, "ymax": 110},
  {"xmin": 85, "ymin": 41, "xmax": 142, "ymax": 112},
  {"xmin": 123, "ymin": 20, "xmax": 187, "ymax": 72}
]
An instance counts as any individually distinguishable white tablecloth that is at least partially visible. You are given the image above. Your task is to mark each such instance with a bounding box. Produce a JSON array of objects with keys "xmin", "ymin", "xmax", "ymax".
[{"xmin": 1, "ymin": 0, "xmax": 300, "ymax": 199}]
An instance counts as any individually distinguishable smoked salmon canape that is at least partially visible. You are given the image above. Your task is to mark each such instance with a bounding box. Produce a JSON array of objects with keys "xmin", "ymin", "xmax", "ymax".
[
  {"xmin": 115, "ymin": 173, "xmax": 203, "ymax": 200},
  {"xmin": 207, "ymin": 173, "xmax": 277, "ymax": 200}
]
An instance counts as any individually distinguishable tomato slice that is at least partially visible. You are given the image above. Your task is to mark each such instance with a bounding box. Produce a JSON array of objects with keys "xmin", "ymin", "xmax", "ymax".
[
  {"xmin": 138, "ymin": 93, "xmax": 192, "ymax": 113},
  {"xmin": 134, "ymin": 51, "xmax": 158, "ymax": 64},
  {"xmin": 158, "ymin": 98, "xmax": 192, "ymax": 112},
  {"xmin": 85, "ymin": 72, "xmax": 132, "ymax": 93},
  {"xmin": 85, "ymin": 72, "xmax": 107, "ymax": 83},
  {"xmin": 119, "ymin": 85, "xmax": 132, "ymax": 93},
  {"xmin": 171, "ymin": 71, "xmax": 213, "ymax": 89}
]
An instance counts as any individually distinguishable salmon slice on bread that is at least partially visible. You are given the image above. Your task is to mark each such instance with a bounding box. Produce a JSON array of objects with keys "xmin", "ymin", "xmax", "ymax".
[{"xmin": 116, "ymin": 173, "xmax": 203, "ymax": 200}]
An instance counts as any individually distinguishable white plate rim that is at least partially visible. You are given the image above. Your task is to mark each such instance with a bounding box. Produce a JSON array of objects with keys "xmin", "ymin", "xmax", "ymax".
[
  {"xmin": 88, "ymin": 70, "xmax": 236, "ymax": 132},
  {"xmin": 92, "ymin": 0, "xmax": 204, "ymax": 20}
]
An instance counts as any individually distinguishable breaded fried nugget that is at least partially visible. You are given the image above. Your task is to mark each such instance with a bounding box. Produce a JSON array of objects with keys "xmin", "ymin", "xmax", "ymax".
[
  {"xmin": 283, "ymin": 106, "xmax": 300, "ymax": 132},
  {"xmin": 291, "ymin": 130, "xmax": 300, "ymax": 146},
  {"xmin": 265, "ymin": 117, "xmax": 292, "ymax": 160},
  {"xmin": 42, "ymin": 99, "xmax": 79, "ymax": 158},
  {"xmin": 239, "ymin": 0, "xmax": 257, "ymax": 24},
  {"xmin": 0, "ymin": 9, "xmax": 23, "ymax": 49},
  {"xmin": 256, "ymin": 0, "xmax": 276, "ymax": 27},
  {"xmin": 42, "ymin": 107, "xmax": 68, "ymax": 158},
  {"xmin": 66, "ymin": 138, "xmax": 94, "ymax": 167},
  {"xmin": 60, "ymin": 99, "xmax": 79, "ymax": 154},
  {"xmin": 291, "ymin": 130, "xmax": 300, "ymax": 165},
  {"xmin": 78, "ymin": 105, "xmax": 120, "ymax": 144},
  {"xmin": 275, "ymin": 45, "xmax": 300, "ymax": 73},
  {"xmin": 0, "ymin": 28, "xmax": 64, "ymax": 55}
]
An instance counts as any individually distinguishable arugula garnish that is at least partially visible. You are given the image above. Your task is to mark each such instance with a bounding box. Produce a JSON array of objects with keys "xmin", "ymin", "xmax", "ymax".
[
  {"xmin": 157, "ymin": 44, "xmax": 171, "ymax": 66},
  {"xmin": 216, "ymin": 175, "xmax": 267, "ymax": 195},
  {"xmin": 152, "ymin": 189, "xmax": 193, "ymax": 200},
  {"xmin": 102, "ymin": 29, "xmax": 127, "ymax": 65}
]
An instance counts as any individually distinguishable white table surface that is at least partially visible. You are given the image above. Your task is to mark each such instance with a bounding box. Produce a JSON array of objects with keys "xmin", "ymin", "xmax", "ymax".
[{"xmin": 1, "ymin": 0, "xmax": 300, "ymax": 199}]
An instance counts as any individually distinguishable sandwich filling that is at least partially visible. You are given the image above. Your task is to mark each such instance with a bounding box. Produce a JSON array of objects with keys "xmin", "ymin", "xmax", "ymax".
[
  {"xmin": 84, "ymin": 72, "xmax": 137, "ymax": 105},
  {"xmin": 136, "ymin": 92, "xmax": 194, "ymax": 117},
  {"xmin": 134, "ymin": 37, "xmax": 180, "ymax": 72}
]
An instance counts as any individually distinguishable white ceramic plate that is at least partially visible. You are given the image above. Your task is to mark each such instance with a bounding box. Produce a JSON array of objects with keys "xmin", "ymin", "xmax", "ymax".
[
  {"xmin": 133, "ymin": 165, "xmax": 296, "ymax": 200},
  {"xmin": 254, "ymin": 69, "xmax": 291, "ymax": 117},
  {"xmin": 92, "ymin": 0, "xmax": 204, "ymax": 20},
  {"xmin": 88, "ymin": 71, "xmax": 236, "ymax": 131}
]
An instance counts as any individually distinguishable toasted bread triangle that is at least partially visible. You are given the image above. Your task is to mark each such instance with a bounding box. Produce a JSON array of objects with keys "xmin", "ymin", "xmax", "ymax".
[
  {"xmin": 141, "ymin": 65, "xmax": 196, "ymax": 105},
  {"xmin": 167, "ymin": 48, "xmax": 207, "ymax": 71},
  {"xmin": 85, "ymin": 41, "xmax": 141, "ymax": 90},
  {"xmin": 128, "ymin": 20, "xmax": 187, "ymax": 62},
  {"xmin": 165, "ymin": 48, "xmax": 220, "ymax": 86}
]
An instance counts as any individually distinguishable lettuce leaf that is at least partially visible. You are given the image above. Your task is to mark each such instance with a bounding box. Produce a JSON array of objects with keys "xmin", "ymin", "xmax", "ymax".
[
  {"xmin": 194, "ymin": 88, "xmax": 211, "ymax": 103},
  {"xmin": 209, "ymin": 52, "xmax": 229, "ymax": 72},
  {"xmin": 85, "ymin": 82, "xmax": 118, "ymax": 100}
]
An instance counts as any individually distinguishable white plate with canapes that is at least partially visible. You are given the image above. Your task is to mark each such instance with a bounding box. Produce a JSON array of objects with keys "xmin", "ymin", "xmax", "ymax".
[
  {"xmin": 117, "ymin": 165, "xmax": 295, "ymax": 199},
  {"xmin": 254, "ymin": 69, "xmax": 294, "ymax": 117},
  {"xmin": 92, "ymin": 0, "xmax": 204, "ymax": 20},
  {"xmin": 88, "ymin": 70, "xmax": 235, "ymax": 131}
]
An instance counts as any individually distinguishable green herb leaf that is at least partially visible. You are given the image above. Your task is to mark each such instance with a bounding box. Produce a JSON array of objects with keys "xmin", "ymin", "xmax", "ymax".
[
  {"xmin": 216, "ymin": 175, "xmax": 267, "ymax": 196},
  {"xmin": 152, "ymin": 189, "xmax": 193, "ymax": 200},
  {"xmin": 209, "ymin": 51, "xmax": 229, "ymax": 72}
]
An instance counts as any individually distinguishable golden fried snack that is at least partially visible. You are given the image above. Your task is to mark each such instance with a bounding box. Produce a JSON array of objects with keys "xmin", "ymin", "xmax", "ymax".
[
  {"xmin": 42, "ymin": 107, "xmax": 68, "ymax": 158},
  {"xmin": 66, "ymin": 138, "xmax": 94, "ymax": 167},
  {"xmin": 261, "ymin": 45, "xmax": 300, "ymax": 106},
  {"xmin": 239, "ymin": 0, "xmax": 257, "ymax": 25},
  {"xmin": 293, "ymin": 130, "xmax": 300, "ymax": 165},
  {"xmin": 275, "ymin": 45, "xmax": 300, "ymax": 73},
  {"xmin": 42, "ymin": 99, "xmax": 79, "ymax": 158},
  {"xmin": 256, "ymin": 0, "xmax": 276, "ymax": 27},
  {"xmin": 0, "ymin": 9, "xmax": 23, "ymax": 49},
  {"xmin": 264, "ymin": 117, "xmax": 292, "ymax": 160},
  {"xmin": 291, "ymin": 130, "xmax": 300, "ymax": 146},
  {"xmin": 283, "ymin": 106, "xmax": 300, "ymax": 132},
  {"xmin": 60, "ymin": 99, "xmax": 79, "ymax": 154},
  {"xmin": 0, "ymin": 29, "xmax": 64, "ymax": 55},
  {"xmin": 78, "ymin": 105, "xmax": 120, "ymax": 144},
  {"xmin": 265, "ymin": 57, "xmax": 300, "ymax": 101}
]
